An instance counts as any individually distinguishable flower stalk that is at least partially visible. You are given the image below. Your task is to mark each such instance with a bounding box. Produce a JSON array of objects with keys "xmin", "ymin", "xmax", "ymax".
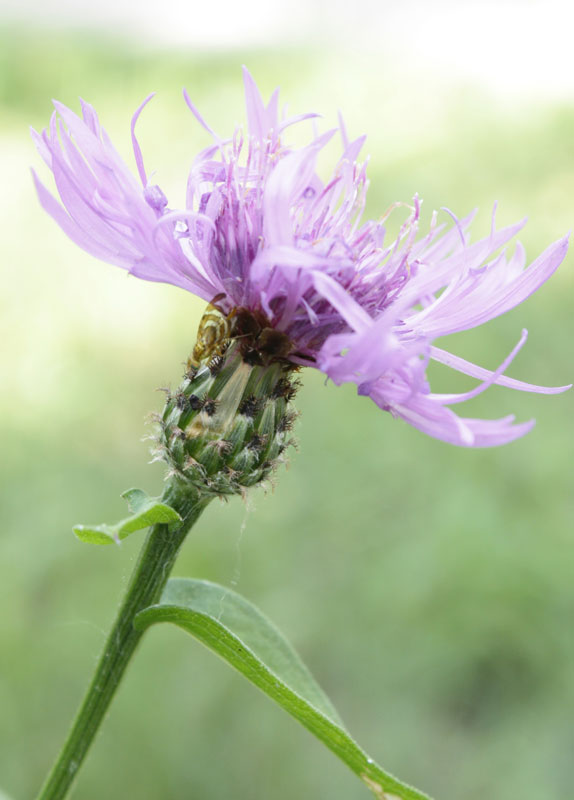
[
  {"xmin": 36, "ymin": 482, "xmax": 211, "ymax": 800},
  {"xmin": 36, "ymin": 320, "xmax": 301, "ymax": 800}
]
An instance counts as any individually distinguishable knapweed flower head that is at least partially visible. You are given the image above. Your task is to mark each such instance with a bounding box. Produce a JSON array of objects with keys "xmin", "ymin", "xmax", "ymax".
[{"xmin": 33, "ymin": 68, "xmax": 570, "ymax": 448}]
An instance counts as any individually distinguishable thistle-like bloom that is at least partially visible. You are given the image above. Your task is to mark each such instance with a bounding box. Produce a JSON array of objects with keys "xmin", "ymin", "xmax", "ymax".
[{"xmin": 32, "ymin": 68, "xmax": 570, "ymax": 447}]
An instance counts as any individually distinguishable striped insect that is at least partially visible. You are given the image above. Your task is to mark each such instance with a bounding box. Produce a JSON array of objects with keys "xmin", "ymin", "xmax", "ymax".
[{"xmin": 189, "ymin": 295, "xmax": 231, "ymax": 369}]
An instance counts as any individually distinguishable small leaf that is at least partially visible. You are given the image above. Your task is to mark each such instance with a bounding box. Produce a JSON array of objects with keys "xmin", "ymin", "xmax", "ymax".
[
  {"xmin": 121, "ymin": 488, "xmax": 157, "ymax": 514},
  {"xmin": 135, "ymin": 579, "xmax": 432, "ymax": 800},
  {"xmin": 74, "ymin": 489, "xmax": 182, "ymax": 545},
  {"xmin": 73, "ymin": 523, "xmax": 119, "ymax": 545}
]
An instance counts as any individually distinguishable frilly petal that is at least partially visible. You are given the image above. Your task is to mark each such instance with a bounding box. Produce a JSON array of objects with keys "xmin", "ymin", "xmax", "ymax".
[{"xmin": 367, "ymin": 379, "xmax": 535, "ymax": 447}]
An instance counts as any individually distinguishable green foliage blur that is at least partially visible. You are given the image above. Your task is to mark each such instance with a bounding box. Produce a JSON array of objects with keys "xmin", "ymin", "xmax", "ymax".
[{"xmin": 1, "ymin": 28, "xmax": 573, "ymax": 800}]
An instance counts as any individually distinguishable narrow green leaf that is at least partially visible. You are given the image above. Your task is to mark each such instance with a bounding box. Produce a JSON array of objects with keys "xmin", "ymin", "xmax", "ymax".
[
  {"xmin": 135, "ymin": 578, "xmax": 433, "ymax": 800},
  {"xmin": 73, "ymin": 489, "xmax": 182, "ymax": 545}
]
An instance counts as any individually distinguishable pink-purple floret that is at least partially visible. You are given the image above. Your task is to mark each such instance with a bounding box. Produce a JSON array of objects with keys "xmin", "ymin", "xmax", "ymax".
[{"xmin": 32, "ymin": 67, "xmax": 570, "ymax": 447}]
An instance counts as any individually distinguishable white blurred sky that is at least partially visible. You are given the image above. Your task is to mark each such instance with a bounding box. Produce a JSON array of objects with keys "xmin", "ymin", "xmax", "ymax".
[{"xmin": 2, "ymin": 0, "xmax": 573, "ymax": 101}]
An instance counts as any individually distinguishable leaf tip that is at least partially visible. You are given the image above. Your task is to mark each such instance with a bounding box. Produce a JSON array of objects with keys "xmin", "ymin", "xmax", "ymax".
[{"xmin": 73, "ymin": 523, "xmax": 116, "ymax": 545}]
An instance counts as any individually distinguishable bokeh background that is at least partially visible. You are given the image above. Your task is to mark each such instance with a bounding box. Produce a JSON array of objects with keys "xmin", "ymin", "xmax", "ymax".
[{"xmin": 1, "ymin": 2, "xmax": 573, "ymax": 798}]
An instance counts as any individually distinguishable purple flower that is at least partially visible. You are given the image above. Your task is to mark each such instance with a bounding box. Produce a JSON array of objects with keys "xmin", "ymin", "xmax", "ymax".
[{"xmin": 32, "ymin": 68, "xmax": 570, "ymax": 447}]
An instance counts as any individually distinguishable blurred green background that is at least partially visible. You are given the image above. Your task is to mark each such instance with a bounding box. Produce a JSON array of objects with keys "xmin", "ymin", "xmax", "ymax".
[{"xmin": 1, "ymin": 23, "xmax": 573, "ymax": 800}]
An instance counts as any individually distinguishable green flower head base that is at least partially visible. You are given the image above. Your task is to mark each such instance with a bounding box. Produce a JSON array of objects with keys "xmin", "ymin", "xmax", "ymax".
[{"xmin": 153, "ymin": 302, "xmax": 300, "ymax": 497}]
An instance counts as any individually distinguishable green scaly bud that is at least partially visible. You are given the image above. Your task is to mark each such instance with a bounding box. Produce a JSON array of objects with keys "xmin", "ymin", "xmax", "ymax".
[{"xmin": 154, "ymin": 304, "xmax": 300, "ymax": 498}]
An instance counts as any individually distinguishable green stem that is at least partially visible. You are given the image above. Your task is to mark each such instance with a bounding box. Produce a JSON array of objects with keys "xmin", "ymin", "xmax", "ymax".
[{"xmin": 36, "ymin": 482, "xmax": 211, "ymax": 800}]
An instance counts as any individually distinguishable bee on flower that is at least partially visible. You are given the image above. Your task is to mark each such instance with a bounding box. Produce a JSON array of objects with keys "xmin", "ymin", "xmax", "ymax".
[{"xmin": 32, "ymin": 67, "xmax": 570, "ymax": 448}]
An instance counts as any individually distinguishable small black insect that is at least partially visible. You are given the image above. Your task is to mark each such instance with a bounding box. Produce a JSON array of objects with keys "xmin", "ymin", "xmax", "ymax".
[
  {"xmin": 242, "ymin": 348, "xmax": 263, "ymax": 367},
  {"xmin": 228, "ymin": 307, "xmax": 293, "ymax": 365}
]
